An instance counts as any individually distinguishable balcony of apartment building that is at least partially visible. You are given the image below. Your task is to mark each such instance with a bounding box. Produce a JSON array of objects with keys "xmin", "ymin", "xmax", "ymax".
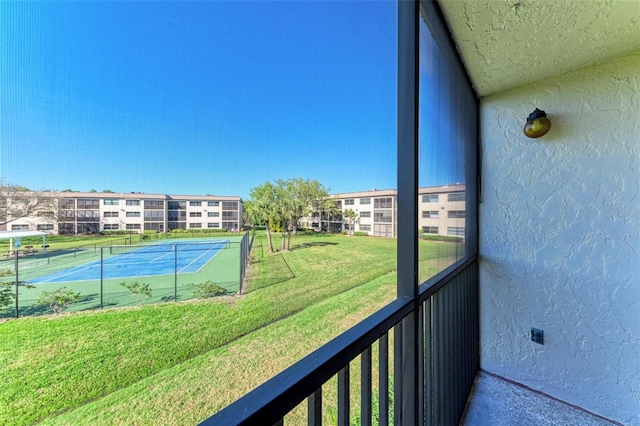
[{"xmin": 200, "ymin": 1, "xmax": 639, "ymax": 425}]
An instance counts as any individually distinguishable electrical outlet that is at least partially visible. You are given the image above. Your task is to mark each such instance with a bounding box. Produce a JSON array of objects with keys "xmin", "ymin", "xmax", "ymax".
[{"xmin": 531, "ymin": 328, "xmax": 544, "ymax": 345}]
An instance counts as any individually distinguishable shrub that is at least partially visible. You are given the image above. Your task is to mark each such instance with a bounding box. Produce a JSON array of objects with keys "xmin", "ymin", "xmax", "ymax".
[
  {"xmin": 420, "ymin": 234, "xmax": 463, "ymax": 243},
  {"xmin": 99, "ymin": 230, "xmax": 135, "ymax": 236},
  {"xmin": 120, "ymin": 281, "xmax": 153, "ymax": 304},
  {"xmin": 35, "ymin": 287, "xmax": 82, "ymax": 314},
  {"xmin": 354, "ymin": 231, "xmax": 369, "ymax": 236},
  {"xmin": 191, "ymin": 280, "xmax": 228, "ymax": 298}
]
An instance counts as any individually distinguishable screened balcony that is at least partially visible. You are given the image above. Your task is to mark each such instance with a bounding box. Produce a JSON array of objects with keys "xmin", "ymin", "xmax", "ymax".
[{"xmin": 200, "ymin": 0, "xmax": 639, "ymax": 425}]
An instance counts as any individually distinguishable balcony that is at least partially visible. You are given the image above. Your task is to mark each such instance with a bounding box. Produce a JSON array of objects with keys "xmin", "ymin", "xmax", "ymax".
[
  {"xmin": 199, "ymin": 1, "xmax": 638, "ymax": 425},
  {"xmin": 202, "ymin": 257, "xmax": 478, "ymax": 425}
]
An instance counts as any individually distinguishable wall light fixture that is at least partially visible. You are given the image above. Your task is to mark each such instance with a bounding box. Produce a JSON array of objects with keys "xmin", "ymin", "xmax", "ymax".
[{"xmin": 523, "ymin": 108, "xmax": 551, "ymax": 138}]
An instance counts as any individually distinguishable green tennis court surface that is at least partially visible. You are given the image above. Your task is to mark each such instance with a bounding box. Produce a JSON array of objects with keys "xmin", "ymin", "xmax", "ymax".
[
  {"xmin": 0, "ymin": 235, "xmax": 250, "ymax": 318},
  {"xmin": 28, "ymin": 240, "xmax": 229, "ymax": 284}
]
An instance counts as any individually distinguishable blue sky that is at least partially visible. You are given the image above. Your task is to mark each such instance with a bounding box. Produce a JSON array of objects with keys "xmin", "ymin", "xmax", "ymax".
[{"xmin": 1, "ymin": 1, "xmax": 461, "ymax": 200}]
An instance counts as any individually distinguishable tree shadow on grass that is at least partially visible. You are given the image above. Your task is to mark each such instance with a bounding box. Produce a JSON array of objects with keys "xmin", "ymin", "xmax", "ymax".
[
  {"xmin": 18, "ymin": 292, "xmax": 98, "ymax": 317},
  {"xmin": 289, "ymin": 241, "xmax": 338, "ymax": 251},
  {"xmin": 244, "ymin": 253, "xmax": 296, "ymax": 293}
]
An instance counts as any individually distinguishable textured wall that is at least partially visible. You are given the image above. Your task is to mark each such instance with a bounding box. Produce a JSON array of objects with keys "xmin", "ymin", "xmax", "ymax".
[{"xmin": 479, "ymin": 52, "xmax": 639, "ymax": 424}]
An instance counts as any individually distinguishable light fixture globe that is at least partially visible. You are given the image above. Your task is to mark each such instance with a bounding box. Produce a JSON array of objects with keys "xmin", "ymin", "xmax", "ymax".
[{"xmin": 523, "ymin": 108, "xmax": 551, "ymax": 138}]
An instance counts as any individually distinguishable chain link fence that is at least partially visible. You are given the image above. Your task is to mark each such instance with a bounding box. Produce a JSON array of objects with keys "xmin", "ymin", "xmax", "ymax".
[{"xmin": 0, "ymin": 233, "xmax": 253, "ymax": 319}]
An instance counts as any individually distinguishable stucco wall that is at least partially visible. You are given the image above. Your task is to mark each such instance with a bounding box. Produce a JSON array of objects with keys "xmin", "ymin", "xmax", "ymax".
[{"xmin": 479, "ymin": 52, "xmax": 639, "ymax": 424}]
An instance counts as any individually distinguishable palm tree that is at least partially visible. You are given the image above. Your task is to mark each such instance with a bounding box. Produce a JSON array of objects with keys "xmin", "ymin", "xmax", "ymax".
[
  {"xmin": 343, "ymin": 208, "xmax": 358, "ymax": 236},
  {"xmin": 248, "ymin": 182, "xmax": 278, "ymax": 254}
]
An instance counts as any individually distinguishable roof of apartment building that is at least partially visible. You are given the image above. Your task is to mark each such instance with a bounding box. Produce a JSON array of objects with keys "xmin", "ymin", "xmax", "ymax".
[
  {"xmin": 330, "ymin": 189, "xmax": 397, "ymax": 199},
  {"xmin": 18, "ymin": 191, "xmax": 242, "ymax": 201}
]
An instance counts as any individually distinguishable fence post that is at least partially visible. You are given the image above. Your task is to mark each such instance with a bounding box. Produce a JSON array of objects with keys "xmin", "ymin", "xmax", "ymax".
[
  {"xmin": 100, "ymin": 247, "xmax": 104, "ymax": 309},
  {"xmin": 174, "ymin": 244, "xmax": 178, "ymax": 302},
  {"xmin": 14, "ymin": 250, "xmax": 19, "ymax": 318}
]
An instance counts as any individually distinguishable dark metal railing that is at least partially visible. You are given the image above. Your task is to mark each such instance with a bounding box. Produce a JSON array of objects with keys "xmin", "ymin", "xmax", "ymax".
[{"xmin": 200, "ymin": 255, "xmax": 478, "ymax": 426}]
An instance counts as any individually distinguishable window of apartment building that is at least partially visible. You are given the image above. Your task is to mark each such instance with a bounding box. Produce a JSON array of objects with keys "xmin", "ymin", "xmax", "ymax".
[
  {"xmin": 60, "ymin": 210, "xmax": 75, "ymax": 220},
  {"xmin": 208, "ymin": 212, "xmax": 219, "ymax": 217},
  {"xmin": 208, "ymin": 201, "xmax": 219, "ymax": 207},
  {"xmin": 374, "ymin": 197, "xmax": 392, "ymax": 208},
  {"xmin": 78, "ymin": 210, "xmax": 100, "ymax": 220},
  {"xmin": 222, "ymin": 221, "xmax": 237, "ymax": 230},
  {"xmin": 360, "ymin": 211, "xmax": 371, "ymax": 218},
  {"xmin": 58, "ymin": 223, "xmax": 75, "ymax": 234},
  {"xmin": 422, "ymin": 211, "xmax": 438, "ymax": 219},
  {"xmin": 189, "ymin": 212, "xmax": 202, "ymax": 217},
  {"xmin": 60, "ymin": 199, "xmax": 75, "ymax": 208},
  {"xmin": 144, "ymin": 211, "xmax": 164, "ymax": 221},
  {"xmin": 103, "ymin": 224, "xmax": 119, "ymax": 230},
  {"xmin": 144, "ymin": 223, "xmax": 164, "ymax": 232},
  {"xmin": 78, "ymin": 223, "xmax": 100, "ymax": 233},
  {"xmin": 448, "ymin": 192, "xmax": 465, "ymax": 202},
  {"xmin": 359, "ymin": 198, "xmax": 371, "ymax": 205},
  {"xmin": 374, "ymin": 210, "xmax": 392, "ymax": 223},
  {"xmin": 126, "ymin": 212, "xmax": 141, "ymax": 218},
  {"xmin": 189, "ymin": 201, "xmax": 202, "ymax": 206},
  {"xmin": 169, "ymin": 201, "xmax": 186, "ymax": 209},
  {"xmin": 448, "ymin": 210, "xmax": 465, "ymax": 219},
  {"xmin": 422, "ymin": 226, "xmax": 438, "ymax": 234},
  {"xmin": 447, "ymin": 227, "xmax": 465, "ymax": 236},
  {"xmin": 335, "ymin": 201, "xmax": 342, "ymax": 209},
  {"xmin": 11, "ymin": 224, "xmax": 29, "ymax": 230},
  {"xmin": 126, "ymin": 224, "xmax": 141, "ymax": 230},
  {"xmin": 37, "ymin": 224, "xmax": 54, "ymax": 231},
  {"xmin": 169, "ymin": 211, "xmax": 187, "ymax": 220},
  {"xmin": 144, "ymin": 200, "xmax": 164, "ymax": 209},
  {"xmin": 169, "ymin": 222, "xmax": 186, "ymax": 230},
  {"xmin": 126, "ymin": 199, "xmax": 140, "ymax": 206},
  {"xmin": 344, "ymin": 199, "xmax": 355, "ymax": 206},
  {"xmin": 103, "ymin": 199, "xmax": 119, "ymax": 205},
  {"xmin": 222, "ymin": 211, "xmax": 238, "ymax": 220},
  {"xmin": 189, "ymin": 223, "xmax": 202, "ymax": 228},
  {"xmin": 78, "ymin": 199, "xmax": 99, "ymax": 209},
  {"xmin": 222, "ymin": 201, "xmax": 238, "ymax": 210},
  {"xmin": 208, "ymin": 222, "xmax": 220, "ymax": 228},
  {"xmin": 104, "ymin": 211, "xmax": 119, "ymax": 218},
  {"xmin": 359, "ymin": 224, "xmax": 371, "ymax": 232},
  {"xmin": 422, "ymin": 194, "xmax": 438, "ymax": 203}
]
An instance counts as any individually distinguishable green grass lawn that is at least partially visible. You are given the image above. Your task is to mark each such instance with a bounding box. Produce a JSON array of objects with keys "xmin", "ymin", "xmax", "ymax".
[{"xmin": 0, "ymin": 232, "xmax": 461, "ymax": 425}]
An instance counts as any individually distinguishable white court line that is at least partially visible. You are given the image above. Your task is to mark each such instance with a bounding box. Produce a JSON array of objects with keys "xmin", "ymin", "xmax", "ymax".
[
  {"xmin": 177, "ymin": 243, "xmax": 226, "ymax": 274},
  {"xmin": 30, "ymin": 262, "xmax": 100, "ymax": 284}
]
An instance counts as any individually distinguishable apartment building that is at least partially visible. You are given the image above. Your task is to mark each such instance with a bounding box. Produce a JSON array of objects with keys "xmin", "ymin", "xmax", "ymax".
[
  {"xmin": 304, "ymin": 184, "xmax": 466, "ymax": 238},
  {"xmin": 2, "ymin": 192, "xmax": 243, "ymax": 234}
]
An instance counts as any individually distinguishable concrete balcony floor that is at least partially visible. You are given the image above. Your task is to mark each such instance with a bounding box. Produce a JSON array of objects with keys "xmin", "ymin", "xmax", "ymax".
[{"xmin": 461, "ymin": 371, "xmax": 621, "ymax": 426}]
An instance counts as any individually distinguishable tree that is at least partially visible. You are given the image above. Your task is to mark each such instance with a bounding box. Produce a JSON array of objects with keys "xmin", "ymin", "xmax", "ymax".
[
  {"xmin": 248, "ymin": 182, "xmax": 278, "ymax": 254},
  {"xmin": 282, "ymin": 178, "xmax": 331, "ymax": 250},
  {"xmin": 343, "ymin": 208, "xmax": 358, "ymax": 236},
  {"xmin": 248, "ymin": 178, "xmax": 332, "ymax": 252},
  {"xmin": 0, "ymin": 182, "xmax": 57, "ymax": 227}
]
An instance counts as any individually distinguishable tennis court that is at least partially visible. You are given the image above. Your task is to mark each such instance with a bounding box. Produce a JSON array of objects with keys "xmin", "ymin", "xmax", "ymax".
[
  {"xmin": 28, "ymin": 240, "xmax": 230, "ymax": 284},
  {"xmin": 1, "ymin": 234, "xmax": 253, "ymax": 318}
]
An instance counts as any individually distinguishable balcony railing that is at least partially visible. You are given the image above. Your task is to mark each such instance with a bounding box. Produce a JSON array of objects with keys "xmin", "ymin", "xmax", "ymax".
[{"xmin": 200, "ymin": 255, "xmax": 478, "ymax": 425}]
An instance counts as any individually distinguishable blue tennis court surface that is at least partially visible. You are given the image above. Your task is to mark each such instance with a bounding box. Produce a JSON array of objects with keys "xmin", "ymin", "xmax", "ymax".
[{"xmin": 29, "ymin": 240, "xmax": 229, "ymax": 284}]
